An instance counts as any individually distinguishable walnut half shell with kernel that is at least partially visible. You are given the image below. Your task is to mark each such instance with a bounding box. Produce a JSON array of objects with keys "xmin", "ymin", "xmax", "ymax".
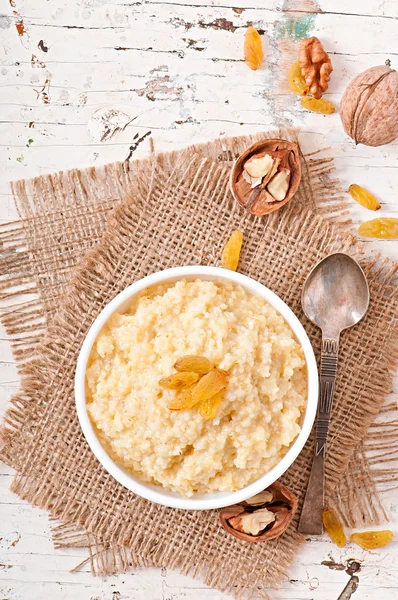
[
  {"xmin": 229, "ymin": 139, "xmax": 301, "ymax": 216},
  {"xmin": 219, "ymin": 481, "xmax": 298, "ymax": 542}
]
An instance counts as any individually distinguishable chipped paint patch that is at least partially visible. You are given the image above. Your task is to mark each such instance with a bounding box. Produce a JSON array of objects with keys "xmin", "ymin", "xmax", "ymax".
[
  {"xmin": 12, "ymin": 6, "xmax": 26, "ymax": 37},
  {"xmin": 26, "ymin": 138, "xmax": 34, "ymax": 147},
  {"xmin": 0, "ymin": 532, "xmax": 21, "ymax": 548},
  {"xmin": 16, "ymin": 154, "xmax": 24, "ymax": 163},
  {"xmin": 34, "ymin": 77, "xmax": 51, "ymax": 104},
  {"xmin": 199, "ymin": 18, "xmax": 238, "ymax": 32},
  {"xmin": 171, "ymin": 17, "xmax": 239, "ymax": 33},
  {"xmin": 14, "ymin": 14, "xmax": 25, "ymax": 35},
  {"xmin": 183, "ymin": 38, "xmax": 206, "ymax": 52},
  {"xmin": 322, "ymin": 558, "xmax": 362, "ymax": 576},
  {"xmin": 125, "ymin": 131, "xmax": 151, "ymax": 161},
  {"xmin": 274, "ymin": 13, "xmax": 316, "ymax": 41},
  {"xmin": 38, "ymin": 39, "xmax": 48, "ymax": 52},
  {"xmin": 87, "ymin": 108, "xmax": 134, "ymax": 142},
  {"xmin": 135, "ymin": 66, "xmax": 183, "ymax": 102},
  {"xmin": 150, "ymin": 65, "xmax": 168, "ymax": 73},
  {"xmin": 322, "ymin": 559, "xmax": 346, "ymax": 571},
  {"xmin": 174, "ymin": 116, "xmax": 199, "ymax": 126},
  {"xmin": 31, "ymin": 54, "xmax": 46, "ymax": 68},
  {"xmin": 10, "ymin": 0, "xmax": 30, "ymax": 48}
]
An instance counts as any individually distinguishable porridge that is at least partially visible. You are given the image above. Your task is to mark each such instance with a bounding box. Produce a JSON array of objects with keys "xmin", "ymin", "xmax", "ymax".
[{"xmin": 86, "ymin": 279, "xmax": 307, "ymax": 497}]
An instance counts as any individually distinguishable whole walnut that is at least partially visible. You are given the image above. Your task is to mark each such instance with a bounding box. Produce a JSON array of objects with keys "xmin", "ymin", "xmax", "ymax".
[
  {"xmin": 340, "ymin": 63, "xmax": 398, "ymax": 147},
  {"xmin": 299, "ymin": 37, "xmax": 333, "ymax": 99}
]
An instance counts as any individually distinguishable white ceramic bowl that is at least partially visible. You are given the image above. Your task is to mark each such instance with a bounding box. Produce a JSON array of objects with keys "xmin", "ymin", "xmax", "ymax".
[{"xmin": 75, "ymin": 266, "xmax": 318, "ymax": 510}]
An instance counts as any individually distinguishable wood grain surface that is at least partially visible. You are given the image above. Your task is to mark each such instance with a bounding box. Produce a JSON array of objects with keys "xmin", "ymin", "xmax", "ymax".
[{"xmin": 1, "ymin": 0, "xmax": 397, "ymax": 598}]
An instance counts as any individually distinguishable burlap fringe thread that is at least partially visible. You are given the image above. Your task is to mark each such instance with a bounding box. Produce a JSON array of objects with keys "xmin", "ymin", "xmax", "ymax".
[{"xmin": 0, "ymin": 130, "xmax": 397, "ymax": 599}]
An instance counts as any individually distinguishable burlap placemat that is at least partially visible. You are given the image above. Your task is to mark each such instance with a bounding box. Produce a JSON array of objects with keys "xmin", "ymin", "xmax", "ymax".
[{"xmin": 1, "ymin": 130, "xmax": 397, "ymax": 597}]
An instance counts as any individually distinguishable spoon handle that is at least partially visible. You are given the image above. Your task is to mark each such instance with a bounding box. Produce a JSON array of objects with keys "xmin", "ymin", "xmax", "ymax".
[{"xmin": 298, "ymin": 336, "xmax": 339, "ymax": 534}]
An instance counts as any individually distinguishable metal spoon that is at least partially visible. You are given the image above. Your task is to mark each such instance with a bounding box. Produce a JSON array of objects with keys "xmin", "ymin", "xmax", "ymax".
[{"xmin": 298, "ymin": 253, "xmax": 370, "ymax": 534}]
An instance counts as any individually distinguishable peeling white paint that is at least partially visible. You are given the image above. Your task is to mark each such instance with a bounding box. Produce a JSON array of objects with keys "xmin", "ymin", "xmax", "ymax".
[{"xmin": 87, "ymin": 108, "xmax": 134, "ymax": 142}]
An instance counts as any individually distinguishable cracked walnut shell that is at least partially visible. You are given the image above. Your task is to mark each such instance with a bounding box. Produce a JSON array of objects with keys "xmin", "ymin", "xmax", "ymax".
[
  {"xmin": 298, "ymin": 37, "xmax": 333, "ymax": 100},
  {"xmin": 230, "ymin": 139, "xmax": 301, "ymax": 216},
  {"xmin": 219, "ymin": 481, "xmax": 298, "ymax": 542}
]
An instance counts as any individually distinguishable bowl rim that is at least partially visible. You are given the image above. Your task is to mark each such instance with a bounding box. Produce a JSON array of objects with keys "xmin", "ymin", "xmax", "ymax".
[{"xmin": 75, "ymin": 266, "xmax": 318, "ymax": 510}]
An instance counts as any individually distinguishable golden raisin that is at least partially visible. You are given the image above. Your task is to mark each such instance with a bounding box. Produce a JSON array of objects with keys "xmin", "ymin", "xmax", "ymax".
[
  {"xmin": 300, "ymin": 96, "xmax": 335, "ymax": 114},
  {"xmin": 197, "ymin": 389, "xmax": 224, "ymax": 420},
  {"xmin": 174, "ymin": 356, "xmax": 214, "ymax": 375},
  {"xmin": 288, "ymin": 61, "xmax": 309, "ymax": 96},
  {"xmin": 322, "ymin": 507, "xmax": 346, "ymax": 548},
  {"xmin": 358, "ymin": 218, "xmax": 398, "ymax": 239},
  {"xmin": 222, "ymin": 230, "xmax": 243, "ymax": 271},
  {"xmin": 159, "ymin": 371, "xmax": 199, "ymax": 390},
  {"xmin": 244, "ymin": 26, "xmax": 264, "ymax": 71},
  {"xmin": 349, "ymin": 184, "xmax": 381, "ymax": 211},
  {"xmin": 191, "ymin": 368, "xmax": 228, "ymax": 404},
  {"xmin": 168, "ymin": 385, "xmax": 199, "ymax": 411},
  {"xmin": 350, "ymin": 530, "xmax": 393, "ymax": 550}
]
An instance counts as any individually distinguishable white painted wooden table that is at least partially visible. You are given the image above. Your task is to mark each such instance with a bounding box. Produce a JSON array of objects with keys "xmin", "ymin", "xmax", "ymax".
[{"xmin": 1, "ymin": 1, "xmax": 397, "ymax": 598}]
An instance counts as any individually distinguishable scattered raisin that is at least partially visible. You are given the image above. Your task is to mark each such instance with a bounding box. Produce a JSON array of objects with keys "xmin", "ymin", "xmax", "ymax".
[
  {"xmin": 358, "ymin": 217, "xmax": 398, "ymax": 239},
  {"xmin": 322, "ymin": 506, "xmax": 347, "ymax": 548},
  {"xmin": 288, "ymin": 61, "xmax": 310, "ymax": 96},
  {"xmin": 300, "ymin": 96, "xmax": 335, "ymax": 114},
  {"xmin": 348, "ymin": 184, "xmax": 381, "ymax": 211},
  {"xmin": 244, "ymin": 26, "xmax": 264, "ymax": 71},
  {"xmin": 350, "ymin": 530, "xmax": 393, "ymax": 549},
  {"xmin": 222, "ymin": 230, "xmax": 243, "ymax": 271}
]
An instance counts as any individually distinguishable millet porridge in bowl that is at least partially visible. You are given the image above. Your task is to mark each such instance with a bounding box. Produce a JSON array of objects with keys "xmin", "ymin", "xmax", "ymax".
[{"xmin": 85, "ymin": 278, "xmax": 307, "ymax": 498}]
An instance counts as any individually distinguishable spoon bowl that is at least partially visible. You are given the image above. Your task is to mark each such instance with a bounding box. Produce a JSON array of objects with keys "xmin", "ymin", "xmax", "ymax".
[{"xmin": 302, "ymin": 253, "xmax": 370, "ymax": 338}]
